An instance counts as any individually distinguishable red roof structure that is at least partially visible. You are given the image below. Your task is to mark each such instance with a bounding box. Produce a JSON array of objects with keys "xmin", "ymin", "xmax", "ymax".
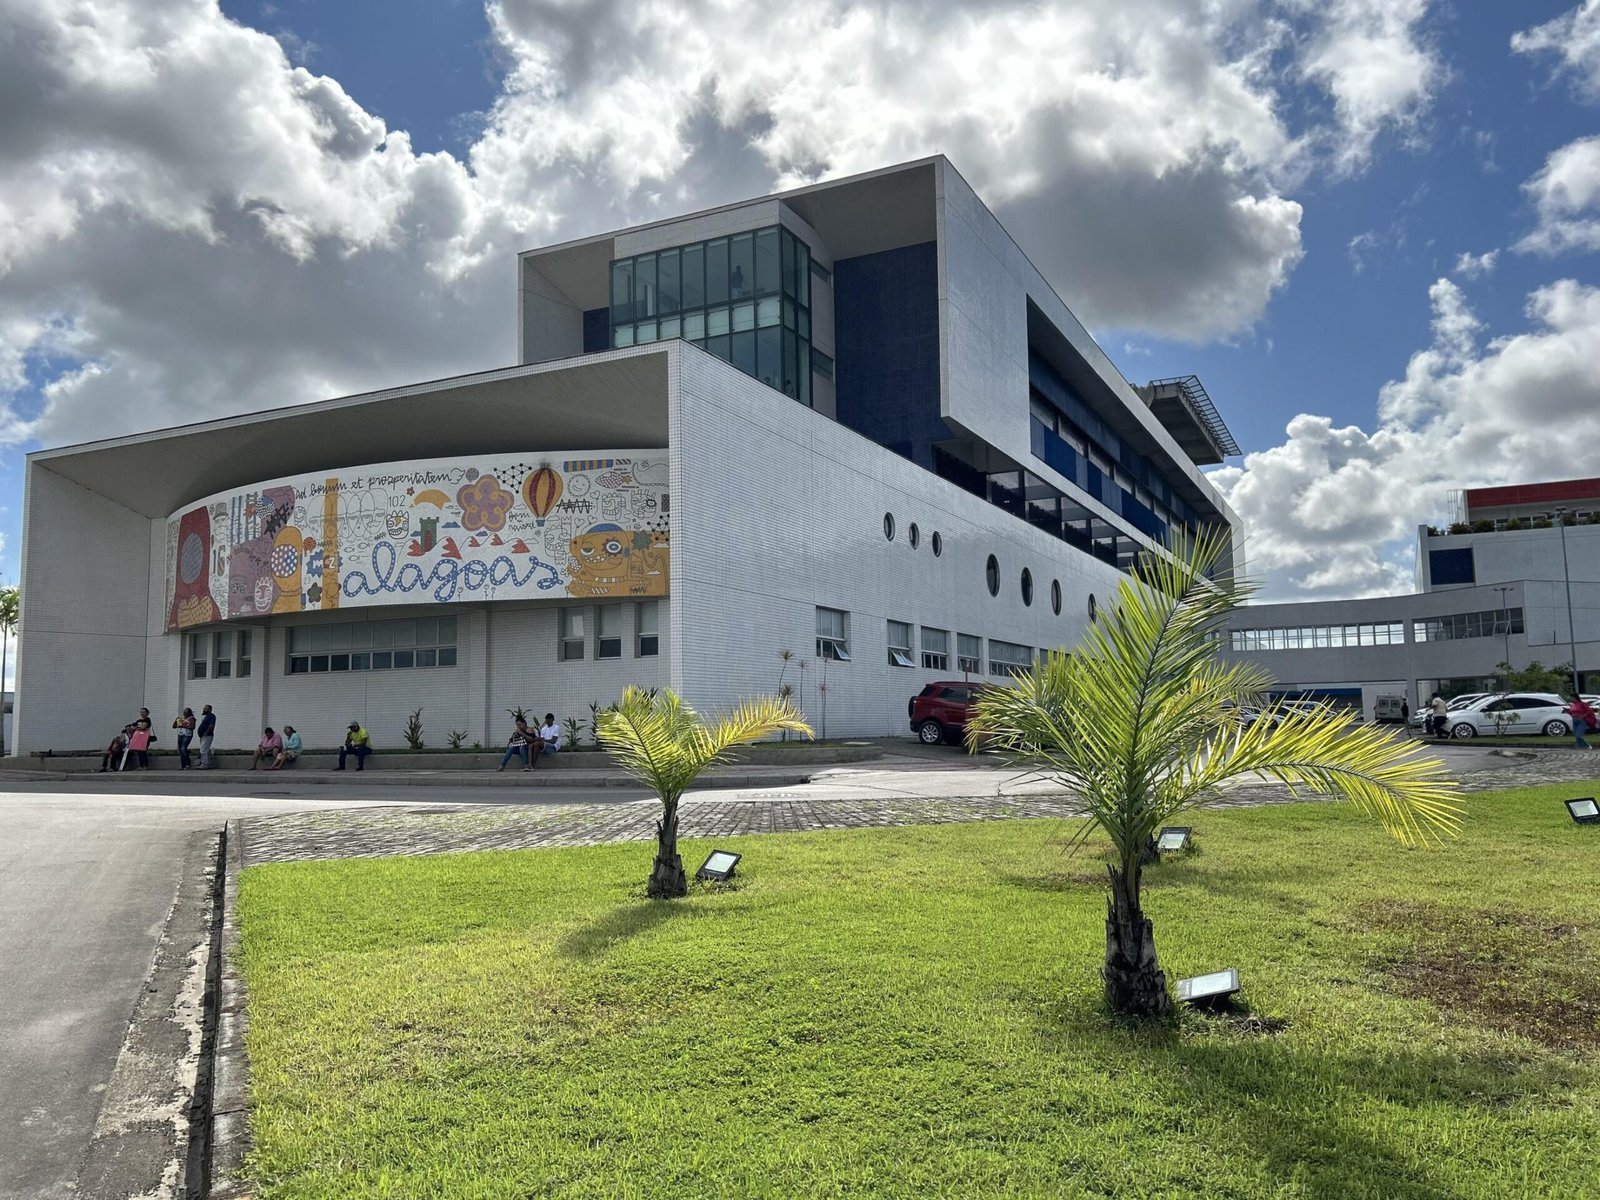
[{"xmin": 1465, "ymin": 478, "xmax": 1600, "ymax": 514}]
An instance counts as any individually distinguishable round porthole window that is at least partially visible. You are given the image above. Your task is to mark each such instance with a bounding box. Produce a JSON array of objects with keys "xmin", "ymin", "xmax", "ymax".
[
  {"xmin": 883, "ymin": 512, "xmax": 895, "ymax": 541},
  {"xmin": 931, "ymin": 531, "xmax": 943, "ymax": 557},
  {"xmin": 1088, "ymin": 593, "xmax": 1098, "ymax": 621},
  {"xmin": 1021, "ymin": 568, "xmax": 1034, "ymax": 607},
  {"xmin": 1051, "ymin": 579, "xmax": 1062, "ymax": 615},
  {"xmin": 909, "ymin": 522, "xmax": 920, "ymax": 549},
  {"xmin": 985, "ymin": 554, "xmax": 1000, "ymax": 597}
]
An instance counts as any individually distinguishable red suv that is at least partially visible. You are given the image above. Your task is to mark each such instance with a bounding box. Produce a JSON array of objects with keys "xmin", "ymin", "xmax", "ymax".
[{"xmin": 909, "ymin": 681, "xmax": 989, "ymax": 746}]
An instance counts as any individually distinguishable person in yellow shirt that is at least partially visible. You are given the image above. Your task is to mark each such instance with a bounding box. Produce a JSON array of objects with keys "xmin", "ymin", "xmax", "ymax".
[{"xmin": 336, "ymin": 721, "xmax": 372, "ymax": 771}]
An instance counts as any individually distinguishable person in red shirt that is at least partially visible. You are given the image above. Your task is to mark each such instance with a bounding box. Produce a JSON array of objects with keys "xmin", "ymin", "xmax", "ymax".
[{"xmin": 1565, "ymin": 696, "xmax": 1596, "ymax": 750}]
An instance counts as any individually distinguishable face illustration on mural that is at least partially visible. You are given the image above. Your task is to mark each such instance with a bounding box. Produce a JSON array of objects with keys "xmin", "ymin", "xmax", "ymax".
[{"xmin": 386, "ymin": 510, "xmax": 409, "ymax": 539}]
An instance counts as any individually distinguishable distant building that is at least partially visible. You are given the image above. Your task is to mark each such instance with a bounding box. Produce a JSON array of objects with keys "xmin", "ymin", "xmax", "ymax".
[
  {"xmin": 14, "ymin": 157, "xmax": 1240, "ymax": 751},
  {"xmin": 1222, "ymin": 477, "xmax": 1600, "ymax": 718}
]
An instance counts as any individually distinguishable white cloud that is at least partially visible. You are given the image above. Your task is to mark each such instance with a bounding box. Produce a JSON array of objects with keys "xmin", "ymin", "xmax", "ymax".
[
  {"xmin": 0, "ymin": 0, "xmax": 1451, "ymax": 459},
  {"xmin": 1212, "ymin": 276, "xmax": 1600, "ymax": 600},
  {"xmin": 1293, "ymin": 0, "xmax": 1444, "ymax": 171},
  {"xmin": 1516, "ymin": 135, "xmax": 1600, "ymax": 256},
  {"xmin": 1452, "ymin": 249, "xmax": 1498, "ymax": 278},
  {"xmin": 1512, "ymin": 0, "xmax": 1600, "ymax": 101}
]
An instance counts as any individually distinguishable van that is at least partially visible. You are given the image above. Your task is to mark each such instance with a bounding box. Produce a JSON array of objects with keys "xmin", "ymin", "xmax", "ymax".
[{"xmin": 1372, "ymin": 694, "xmax": 1407, "ymax": 724}]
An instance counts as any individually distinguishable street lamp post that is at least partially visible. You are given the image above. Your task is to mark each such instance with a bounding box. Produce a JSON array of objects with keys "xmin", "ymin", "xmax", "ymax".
[{"xmin": 1553, "ymin": 507, "xmax": 1581, "ymax": 696}]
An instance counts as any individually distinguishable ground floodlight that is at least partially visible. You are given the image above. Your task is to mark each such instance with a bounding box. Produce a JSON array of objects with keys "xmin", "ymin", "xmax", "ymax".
[
  {"xmin": 1176, "ymin": 968, "xmax": 1241, "ymax": 1007},
  {"xmin": 1156, "ymin": 826, "xmax": 1192, "ymax": 854},
  {"xmin": 695, "ymin": 849, "xmax": 742, "ymax": 881},
  {"xmin": 1565, "ymin": 797, "xmax": 1600, "ymax": 825}
]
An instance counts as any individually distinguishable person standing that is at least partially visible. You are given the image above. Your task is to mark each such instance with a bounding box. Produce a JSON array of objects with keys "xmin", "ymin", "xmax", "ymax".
[
  {"xmin": 336, "ymin": 721, "xmax": 372, "ymax": 771},
  {"xmin": 197, "ymin": 704, "xmax": 217, "ymax": 768},
  {"xmin": 173, "ymin": 708, "xmax": 196, "ymax": 769},
  {"xmin": 1429, "ymin": 693, "xmax": 1448, "ymax": 739},
  {"xmin": 498, "ymin": 713, "xmax": 533, "ymax": 772},
  {"xmin": 1400, "ymin": 698, "xmax": 1410, "ymax": 728},
  {"xmin": 1565, "ymin": 695, "xmax": 1596, "ymax": 750},
  {"xmin": 127, "ymin": 721, "xmax": 152, "ymax": 770}
]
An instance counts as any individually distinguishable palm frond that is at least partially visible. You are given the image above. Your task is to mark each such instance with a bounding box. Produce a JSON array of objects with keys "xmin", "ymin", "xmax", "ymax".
[
  {"xmin": 598, "ymin": 686, "xmax": 812, "ymax": 807},
  {"xmin": 969, "ymin": 531, "xmax": 1461, "ymax": 860}
]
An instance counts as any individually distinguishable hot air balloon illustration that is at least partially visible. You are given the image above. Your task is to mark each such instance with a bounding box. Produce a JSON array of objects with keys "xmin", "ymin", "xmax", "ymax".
[{"xmin": 523, "ymin": 466, "xmax": 562, "ymax": 527}]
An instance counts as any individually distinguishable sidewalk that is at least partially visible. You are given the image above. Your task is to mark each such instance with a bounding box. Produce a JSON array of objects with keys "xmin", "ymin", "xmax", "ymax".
[{"xmin": 0, "ymin": 763, "xmax": 824, "ymax": 789}]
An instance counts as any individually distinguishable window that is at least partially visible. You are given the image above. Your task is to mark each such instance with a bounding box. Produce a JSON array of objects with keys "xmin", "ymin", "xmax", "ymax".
[
  {"xmin": 1021, "ymin": 568, "xmax": 1034, "ymax": 607},
  {"xmin": 188, "ymin": 633, "xmax": 207, "ymax": 680},
  {"xmin": 887, "ymin": 620, "xmax": 914, "ymax": 667},
  {"xmin": 212, "ymin": 631, "xmax": 232, "ymax": 678},
  {"xmin": 989, "ymin": 639, "xmax": 1033, "ymax": 677},
  {"xmin": 1051, "ymin": 579, "xmax": 1062, "ymax": 616},
  {"xmin": 986, "ymin": 554, "xmax": 1000, "ymax": 597},
  {"xmin": 637, "ymin": 600, "xmax": 660, "ymax": 657},
  {"xmin": 931, "ymin": 531, "xmax": 943, "ymax": 558},
  {"xmin": 1229, "ymin": 620, "xmax": 1410, "ymax": 652},
  {"xmin": 1413, "ymin": 608, "xmax": 1524, "ymax": 644},
  {"xmin": 909, "ymin": 523, "xmax": 920, "ymax": 549},
  {"xmin": 921, "ymin": 627, "xmax": 949, "ymax": 671},
  {"xmin": 816, "ymin": 606, "xmax": 850, "ymax": 661},
  {"xmin": 236, "ymin": 629, "xmax": 252, "ymax": 678},
  {"xmin": 957, "ymin": 633, "xmax": 982, "ymax": 674},
  {"xmin": 597, "ymin": 605, "xmax": 622, "ymax": 659},
  {"xmin": 611, "ymin": 226, "xmax": 813, "ymax": 406},
  {"xmin": 813, "ymin": 348, "xmax": 835, "ymax": 380},
  {"xmin": 560, "ymin": 608, "xmax": 587, "ymax": 661},
  {"xmin": 286, "ymin": 617, "xmax": 457, "ymax": 673},
  {"xmin": 884, "ymin": 512, "xmax": 896, "ymax": 541}
]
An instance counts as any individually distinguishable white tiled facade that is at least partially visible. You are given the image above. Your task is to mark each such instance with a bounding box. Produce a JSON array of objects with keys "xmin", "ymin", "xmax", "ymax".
[
  {"xmin": 672, "ymin": 347, "xmax": 1124, "ymax": 736},
  {"xmin": 16, "ymin": 157, "xmax": 1241, "ymax": 752}
]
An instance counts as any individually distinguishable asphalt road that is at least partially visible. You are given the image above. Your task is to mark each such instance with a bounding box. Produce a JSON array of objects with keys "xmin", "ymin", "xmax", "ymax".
[{"xmin": 0, "ymin": 790, "xmax": 428, "ymax": 1200}]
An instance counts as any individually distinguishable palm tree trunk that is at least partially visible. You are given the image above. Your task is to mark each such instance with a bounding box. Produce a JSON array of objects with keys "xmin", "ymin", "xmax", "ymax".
[
  {"xmin": 647, "ymin": 802, "xmax": 688, "ymax": 899},
  {"xmin": 1103, "ymin": 862, "xmax": 1172, "ymax": 1017}
]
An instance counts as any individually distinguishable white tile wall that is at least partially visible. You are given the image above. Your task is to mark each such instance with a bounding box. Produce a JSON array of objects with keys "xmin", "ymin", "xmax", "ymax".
[
  {"xmin": 14, "ymin": 466, "xmax": 153, "ymax": 751},
  {"xmin": 670, "ymin": 344, "xmax": 1126, "ymax": 737}
]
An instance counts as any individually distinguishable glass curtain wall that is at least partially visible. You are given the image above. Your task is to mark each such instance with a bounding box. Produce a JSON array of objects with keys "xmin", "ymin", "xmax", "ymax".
[{"xmin": 611, "ymin": 226, "xmax": 813, "ymax": 406}]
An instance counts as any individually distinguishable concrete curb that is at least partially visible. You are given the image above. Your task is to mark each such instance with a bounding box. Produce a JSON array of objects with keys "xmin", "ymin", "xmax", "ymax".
[
  {"xmin": 208, "ymin": 821, "xmax": 254, "ymax": 1199},
  {"xmin": 74, "ymin": 830, "xmax": 221, "ymax": 1199}
]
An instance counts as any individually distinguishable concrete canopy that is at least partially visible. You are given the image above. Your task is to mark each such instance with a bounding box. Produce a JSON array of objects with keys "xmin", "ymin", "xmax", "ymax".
[{"xmin": 28, "ymin": 348, "xmax": 671, "ymax": 519}]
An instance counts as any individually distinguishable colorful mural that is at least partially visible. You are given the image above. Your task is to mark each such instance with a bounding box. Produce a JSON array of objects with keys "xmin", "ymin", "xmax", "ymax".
[{"xmin": 163, "ymin": 451, "xmax": 670, "ymax": 631}]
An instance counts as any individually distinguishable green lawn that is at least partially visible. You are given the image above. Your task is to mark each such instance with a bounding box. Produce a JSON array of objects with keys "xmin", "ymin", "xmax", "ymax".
[{"xmin": 239, "ymin": 784, "xmax": 1600, "ymax": 1199}]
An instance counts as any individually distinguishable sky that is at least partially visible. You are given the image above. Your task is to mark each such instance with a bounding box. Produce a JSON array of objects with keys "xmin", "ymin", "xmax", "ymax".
[{"xmin": 2, "ymin": 0, "xmax": 1599, "ymax": 607}]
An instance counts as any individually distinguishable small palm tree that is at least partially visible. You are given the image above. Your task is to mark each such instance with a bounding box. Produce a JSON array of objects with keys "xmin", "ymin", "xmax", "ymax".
[
  {"xmin": 968, "ymin": 532, "xmax": 1462, "ymax": 1018},
  {"xmin": 599, "ymin": 686, "xmax": 812, "ymax": 898}
]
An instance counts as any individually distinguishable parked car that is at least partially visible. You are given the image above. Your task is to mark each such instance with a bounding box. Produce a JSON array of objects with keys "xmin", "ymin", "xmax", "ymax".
[
  {"xmin": 1411, "ymin": 694, "xmax": 1490, "ymax": 729},
  {"xmin": 1440, "ymin": 693, "xmax": 1572, "ymax": 739},
  {"xmin": 908, "ymin": 681, "xmax": 991, "ymax": 745}
]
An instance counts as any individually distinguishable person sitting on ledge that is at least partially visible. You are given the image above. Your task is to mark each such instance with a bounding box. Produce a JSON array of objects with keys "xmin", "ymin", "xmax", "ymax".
[
  {"xmin": 251, "ymin": 727, "xmax": 281, "ymax": 771},
  {"xmin": 538, "ymin": 713, "xmax": 562, "ymax": 761},
  {"xmin": 271, "ymin": 725, "xmax": 302, "ymax": 770},
  {"xmin": 336, "ymin": 721, "xmax": 372, "ymax": 771},
  {"xmin": 98, "ymin": 725, "xmax": 133, "ymax": 772}
]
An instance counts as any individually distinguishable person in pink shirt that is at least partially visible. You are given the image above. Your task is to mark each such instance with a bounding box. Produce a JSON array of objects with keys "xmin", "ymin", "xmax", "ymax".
[
  {"xmin": 1565, "ymin": 696, "xmax": 1596, "ymax": 750},
  {"xmin": 126, "ymin": 722, "xmax": 152, "ymax": 770},
  {"xmin": 250, "ymin": 727, "xmax": 283, "ymax": 771}
]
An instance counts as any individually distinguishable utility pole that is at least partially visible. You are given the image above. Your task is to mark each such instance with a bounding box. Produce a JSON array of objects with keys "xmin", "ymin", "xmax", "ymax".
[{"xmin": 1554, "ymin": 508, "xmax": 1581, "ymax": 696}]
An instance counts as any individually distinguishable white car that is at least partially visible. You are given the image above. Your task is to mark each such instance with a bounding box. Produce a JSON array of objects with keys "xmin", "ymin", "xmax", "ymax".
[
  {"xmin": 1439, "ymin": 693, "xmax": 1572, "ymax": 739},
  {"xmin": 1411, "ymin": 693, "xmax": 1489, "ymax": 728}
]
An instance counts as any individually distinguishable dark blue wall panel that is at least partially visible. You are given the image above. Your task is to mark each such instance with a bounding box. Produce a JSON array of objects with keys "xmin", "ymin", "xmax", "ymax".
[
  {"xmin": 582, "ymin": 307, "xmax": 610, "ymax": 353},
  {"xmin": 833, "ymin": 242, "xmax": 942, "ymax": 466},
  {"xmin": 1429, "ymin": 547, "xmax": 1476, "ymax": 585}
]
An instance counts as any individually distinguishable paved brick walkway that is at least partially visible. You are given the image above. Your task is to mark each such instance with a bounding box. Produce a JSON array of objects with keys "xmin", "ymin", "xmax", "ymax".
[{"xmin": 233, "ymin": 749, "xmax": 1600, "ymax": 868}]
